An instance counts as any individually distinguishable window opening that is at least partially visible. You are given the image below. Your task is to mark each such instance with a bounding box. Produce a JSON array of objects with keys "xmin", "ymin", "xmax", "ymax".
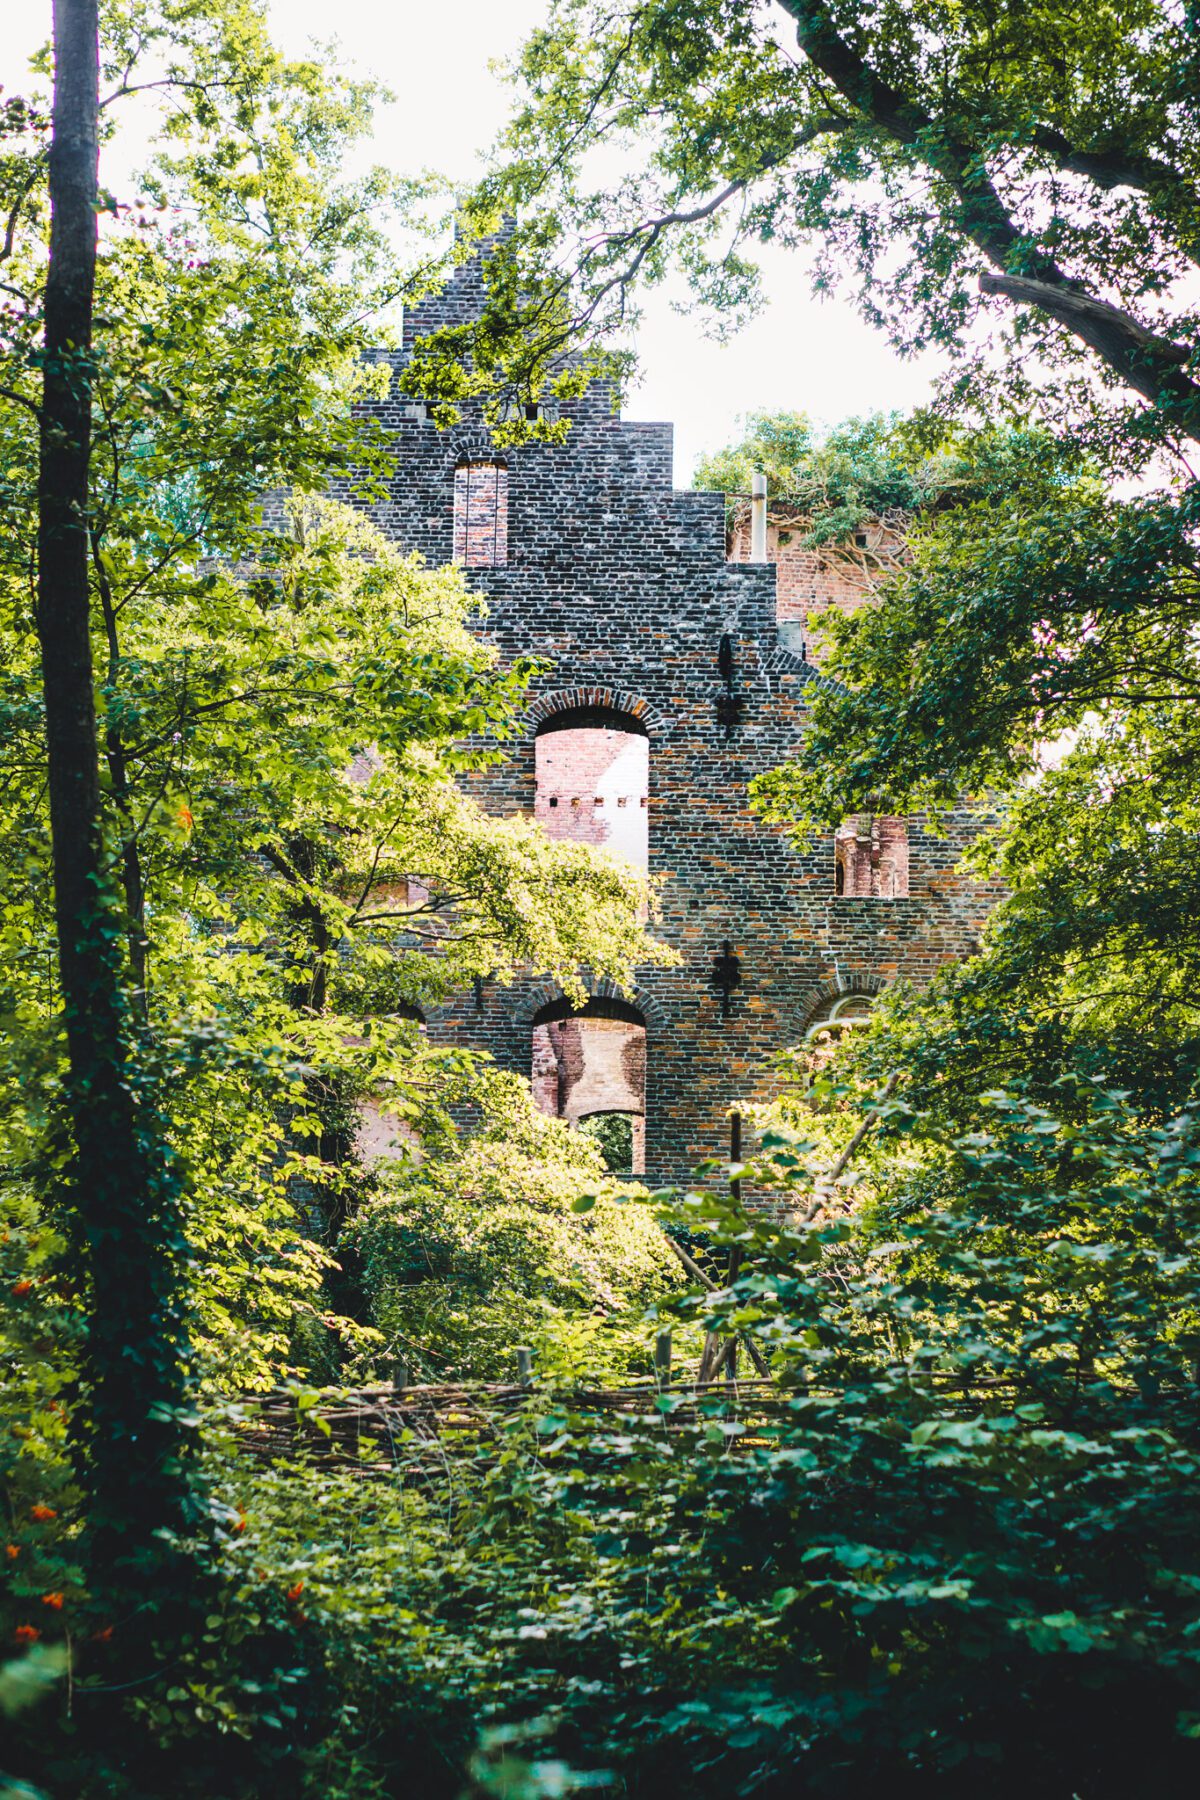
[
  {"xmin": 804, "ymin": 993, "xmax": 876, "ymax": 1063},
  {"xmin": 578, "ymin": 1111, "xmax": 636, "ymax": 1174},
  {"xmin": 534, "ymin": 708, "xmax": 649, "ymax": 869},
  {"xmin": 531, "ymin": 997, "xmax": 646, "ymax": 1175},
  {"xmin": 453, "ymin": 460, "xmax": 508, "ymax": 567},
  {"xmin": 834, "ymin": 816, "xmax": 909, "ymax": 898}
]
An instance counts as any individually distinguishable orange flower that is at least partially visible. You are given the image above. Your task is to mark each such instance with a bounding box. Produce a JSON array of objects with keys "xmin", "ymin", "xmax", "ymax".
[
  {"xmin": 91, "ymin": 1625, "xmax": 114, "ymax": 1644},
  {"xmin": 41, "ymin": 1592, "xmax": 64, "ymax": 1611},
  {"xmin": 11, "ymin": 1280, "xmax": 33, "ymax": 1297},
  {"xmin": 5, "ymin": 1544, "xmax": 18, "ymax": 1560},
  {"xmin": 13, "ymin": 1624, "xmax": 39, "ymax": 1644},
  {"xmin": 30, "ymin": 1505, "xmax": 57, "ymax": 1522},
  {"xmin": 285, "ymin": 1581, "xmax": 304, "ymax": 1603}
]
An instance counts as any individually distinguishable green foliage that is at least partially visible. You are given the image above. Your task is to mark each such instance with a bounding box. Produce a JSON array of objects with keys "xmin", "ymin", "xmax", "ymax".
[
  {"xmin": 576, "ymin": 1109, "xmax": 634, "ymax": 1174},
  {"xmin": 0, "ymin": 2, "xmax": 672, "ymax": 1403},
  {"xmin": 353, "ymin": 1076, "xmax": 678, "ymax": 1383},
  {"xmin": 692, "ymin": 408, "xmax": 962, "ymax": 541},
  {"xmin": 6, "ymin": 4, "xmax": 1200, "ymax": 1795},
  {"xmin": 464, "ymin": 0, "xmax": 1200, "ymax": 454},
  {"xmin": 9, "ymin": 1074, "xmax": 1196, "ymax": 1797}
]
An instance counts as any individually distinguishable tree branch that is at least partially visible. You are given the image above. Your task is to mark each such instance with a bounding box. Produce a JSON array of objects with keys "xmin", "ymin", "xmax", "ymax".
[
  {"xmin": 1024, "ymin": 125, "xmax": 1200, "ymax": 262},
  {"xmin": 779, "ymin": 0, "xmax": 1200, "ymax": 438}
]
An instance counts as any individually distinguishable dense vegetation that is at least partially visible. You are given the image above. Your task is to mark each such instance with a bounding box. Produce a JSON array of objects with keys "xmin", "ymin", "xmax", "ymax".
[{"xmin": 3, "ymin": 2, "xmax": 1200, "ymax": 1796}]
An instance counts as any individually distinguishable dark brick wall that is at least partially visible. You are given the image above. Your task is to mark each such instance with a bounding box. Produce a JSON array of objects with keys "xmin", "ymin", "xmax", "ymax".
[{"xmin": 343, "ymin": 260, "xmax": 1001, "ymax": 1185}]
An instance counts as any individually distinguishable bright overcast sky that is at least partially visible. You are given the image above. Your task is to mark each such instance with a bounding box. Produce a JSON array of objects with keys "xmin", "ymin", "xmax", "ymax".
[{"xmin": 7, "ymin": 0, "xmax": 946, "ymax": 484}]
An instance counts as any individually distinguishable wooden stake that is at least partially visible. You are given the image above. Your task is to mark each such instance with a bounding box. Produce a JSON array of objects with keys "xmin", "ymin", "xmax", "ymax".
[{"xmin": 654, "ymin": 1330, "xmax": 672, "ymax": 1389}]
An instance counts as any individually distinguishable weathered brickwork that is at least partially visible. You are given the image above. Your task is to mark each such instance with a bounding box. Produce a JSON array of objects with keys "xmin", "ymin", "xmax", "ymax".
[
  {"xmin": 453, "ymin": 460, "xmax": 509, "ymax": 566},
  {"xmin": 532, "ymin": 1012, "xmax": 647, "ymax": 1172},
  {"xmin": 728, "ymin": 507, "xmax": 906, "ymax": 664},
  {"xmin": 343, "ymin": 258, "xmax": 1002, "ymax": 1186}
]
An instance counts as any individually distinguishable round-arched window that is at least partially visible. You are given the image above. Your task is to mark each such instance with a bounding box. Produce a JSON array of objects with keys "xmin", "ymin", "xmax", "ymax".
[
  {"xmin": 804, "ymin": 992, "xmax": 876, "ymax": 1055},
  {"xmin": 534, "ymin": 708, "xmax": 649, "ymax": 869},
  {"xmin": 531, "ymin": 996, "xmax": 646, "ymax": 1174}
]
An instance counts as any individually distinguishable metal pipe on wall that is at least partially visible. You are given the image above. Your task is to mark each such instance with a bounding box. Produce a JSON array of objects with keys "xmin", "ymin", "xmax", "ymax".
[{"xmin": 750, "ymin": 472, "xmax": 768, "ymax": 562}]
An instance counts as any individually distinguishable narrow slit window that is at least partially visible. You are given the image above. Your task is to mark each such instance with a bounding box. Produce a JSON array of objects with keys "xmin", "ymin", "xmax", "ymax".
[{"xmin": 453, "ymin": 460, "xmax": 508, "ymax": 567}]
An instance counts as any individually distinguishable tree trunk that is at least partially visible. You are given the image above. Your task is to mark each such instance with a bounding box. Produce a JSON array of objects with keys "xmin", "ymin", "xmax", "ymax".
[{"xmin": 37, "ymin": 0, "xmax": 189, "ymax": 1565}]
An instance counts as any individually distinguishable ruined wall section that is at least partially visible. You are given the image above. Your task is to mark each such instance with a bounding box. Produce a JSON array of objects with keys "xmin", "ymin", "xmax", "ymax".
[
  {"xmin": 728, "ymin": 509, "xmax": 907, "ymax": 664},
  {"xmin": 345, "ymin": 259, "xmax": 1000, "ymax": 1184}
]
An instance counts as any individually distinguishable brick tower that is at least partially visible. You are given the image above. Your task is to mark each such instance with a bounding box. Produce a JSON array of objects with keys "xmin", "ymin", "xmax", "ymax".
[{"xmin": 351, "ymin": 258, "xmax": 998, "ymax": 1184}]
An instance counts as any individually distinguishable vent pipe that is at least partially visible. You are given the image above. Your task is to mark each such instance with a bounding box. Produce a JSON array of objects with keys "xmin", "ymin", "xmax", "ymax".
[{"xmin": 750, "ymin": 472, "xmax": 768, "ymax": 562}]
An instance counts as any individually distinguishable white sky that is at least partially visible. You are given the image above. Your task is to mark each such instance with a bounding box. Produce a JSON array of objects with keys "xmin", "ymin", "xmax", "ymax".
[{"xmin": 5, "ymin": 0, "xmax": 946, "ymax": 484}]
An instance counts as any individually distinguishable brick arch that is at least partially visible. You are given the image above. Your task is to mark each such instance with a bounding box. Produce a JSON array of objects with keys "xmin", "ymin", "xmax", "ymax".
[
  {"xmin": 442, "ymin": 430, "xmax": 502, "ymax": 474},
  {"xmin": 524, "ymin": 686, "xmax": 667, "ymax": 737},
  {"xmin": 786, "ymin": 971, "xmax": 891, "ymax": 1044},
  {"xmin": 507, "ymin": 975, "xmax": 671, "ymax": 1038}
]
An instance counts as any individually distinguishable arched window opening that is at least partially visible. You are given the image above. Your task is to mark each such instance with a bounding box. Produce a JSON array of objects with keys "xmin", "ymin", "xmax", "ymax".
[
  {"xmin": 453, "ymin": 459, "xmax": 508, "ymax": 566},
  {"xmin": 804, "ymin": 992, "xmax": 876, "ymax": 1060},
  {"xmin": 834, "ymin": 816, "xmax": 909, "ymax": 898},
  {"xmin": 578, "ymin": 1110, "xmax": 637, "ymax": 1175},
  {"xmin": 531, "ymin": 997, "xmax": 646, "ymax": 1175},
  {"xmin": 534, "ymin": 708, "xmax": 649, "ymax": 869}
]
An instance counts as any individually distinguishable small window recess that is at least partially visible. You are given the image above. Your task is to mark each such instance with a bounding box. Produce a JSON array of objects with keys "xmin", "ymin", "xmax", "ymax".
[
  {"xmin": 498, "ymin": 396, "xmax": 558, "ymax": 426},
  {"xmin": 453, "ymin": 460, "xmax": 509, "ymax": 567},
  {"xmin": 834, "ymin": 816, "xmax": 909, "ymax": 899},
  {"xmin": 805, "ymin": 992, "xmax": 876, "ymax": 1051}
]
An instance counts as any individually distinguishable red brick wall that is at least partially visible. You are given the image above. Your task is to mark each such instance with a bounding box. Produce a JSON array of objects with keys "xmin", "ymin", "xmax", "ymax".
[
  {"xmin": 835, "ymin": 816, "xmax": 909, "ymax": 898},
  {"xmin": 531, "ymin": 1015, "xmax": 647, "ymax": 1172},
  {"xmin": 728, "ymin": 510, "xmax": 906, "ymax": 663},
  {"xmin": 534, "ymin": 724, "xmax": 649, "ymax": 867}
]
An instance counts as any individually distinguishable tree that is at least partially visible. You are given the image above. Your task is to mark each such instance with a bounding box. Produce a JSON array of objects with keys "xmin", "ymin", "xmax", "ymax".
[
  {"xmin": 447, "ymin": 0, "xmax": 1199, "ymax": 456},
  {"xmin": 691, "ymin": 406, "xmax": 975, "ymax": 541},
  {"xmin": 28, "ymin": 0, "xmax": 193, "ymax": 1567},
  {"xmin": 1, "ymin": 0, "xmax": 672, "ymax": 1568}
]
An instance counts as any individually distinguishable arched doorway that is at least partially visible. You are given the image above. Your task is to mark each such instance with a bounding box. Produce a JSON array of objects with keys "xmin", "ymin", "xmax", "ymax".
[{"xmin": 530, "ymin": 996, "xmax": 647, "ymax": 1174}]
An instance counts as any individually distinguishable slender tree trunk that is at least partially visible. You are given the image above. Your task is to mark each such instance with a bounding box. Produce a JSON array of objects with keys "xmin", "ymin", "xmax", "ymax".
[{"xmin": 37, "ymin": 0, "xmax": 189, "ymax": 1564}]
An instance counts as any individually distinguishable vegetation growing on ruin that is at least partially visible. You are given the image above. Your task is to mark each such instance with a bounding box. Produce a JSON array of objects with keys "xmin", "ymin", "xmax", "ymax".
[
  {"xmin": 692, "ymin": 407, "xmax": 949, "ymax": 540},
  {"xmin": 4, "ymin": 1, "xmax": 1200, "ymax": 1796}
]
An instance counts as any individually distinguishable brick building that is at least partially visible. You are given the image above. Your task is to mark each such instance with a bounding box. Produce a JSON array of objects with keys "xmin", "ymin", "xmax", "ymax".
[{"xmin": 350, "ymin": 258, "xmax": 1000, "ymax": 1184}]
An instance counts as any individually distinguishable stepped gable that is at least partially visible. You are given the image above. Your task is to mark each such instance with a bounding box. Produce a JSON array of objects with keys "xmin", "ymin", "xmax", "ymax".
[{"xmin": 346, "ymin": 251, "xmax": 1000, "ymax": 1188}]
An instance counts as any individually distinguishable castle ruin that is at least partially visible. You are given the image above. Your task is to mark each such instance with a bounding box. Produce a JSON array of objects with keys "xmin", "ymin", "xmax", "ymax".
[{"xmin": 352, "ymin": 258, "xmax": 999, "ymax": 1184}]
